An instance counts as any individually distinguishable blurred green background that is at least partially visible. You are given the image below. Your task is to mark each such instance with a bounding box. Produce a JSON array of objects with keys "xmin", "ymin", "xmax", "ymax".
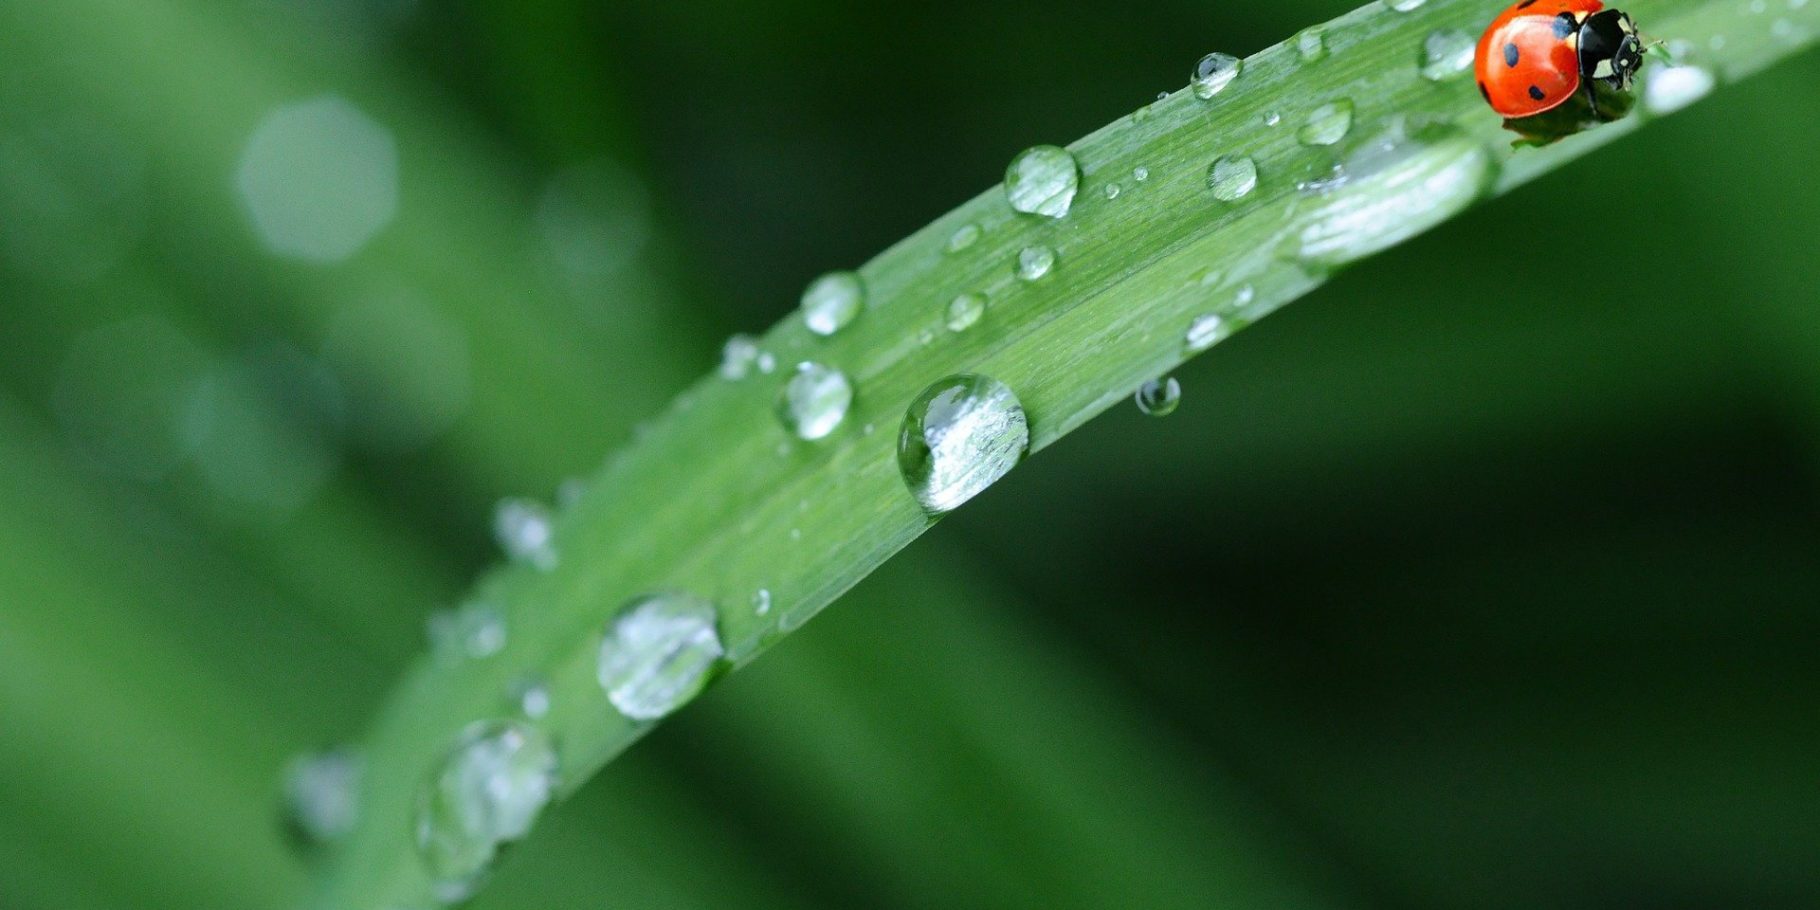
[{"xmin": 3, "ymin": 0, "xmax": 1819, "ymax": 908}]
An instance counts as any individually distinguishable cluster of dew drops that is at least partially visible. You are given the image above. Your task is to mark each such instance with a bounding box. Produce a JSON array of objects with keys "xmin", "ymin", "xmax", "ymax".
[{"xmin": 280, "ymin": 2, "xmax": 1758, "ymax": 901}]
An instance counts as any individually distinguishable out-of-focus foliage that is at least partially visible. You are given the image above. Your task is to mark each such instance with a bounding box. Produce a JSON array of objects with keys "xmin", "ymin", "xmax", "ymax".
[{"xmin": 0, "ymin": 0, "xmax": 1817, "ymax": 908}]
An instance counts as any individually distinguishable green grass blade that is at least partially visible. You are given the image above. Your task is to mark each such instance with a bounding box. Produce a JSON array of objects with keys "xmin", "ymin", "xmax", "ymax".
[{"xmin": 312, "ymin": 1, "xmax": 1820, "ymax": 905}]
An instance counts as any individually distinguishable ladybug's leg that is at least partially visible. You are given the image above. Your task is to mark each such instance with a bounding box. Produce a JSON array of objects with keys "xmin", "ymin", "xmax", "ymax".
[{"xmin": 1583, "ymin": 79, "xmax": 1601, "ymax": 120}]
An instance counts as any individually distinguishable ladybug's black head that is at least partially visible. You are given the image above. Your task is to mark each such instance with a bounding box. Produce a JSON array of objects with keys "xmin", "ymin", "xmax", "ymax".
[{"xmin": 1579, "ymin": 10, "xmax": 1645, "ymax": 89}]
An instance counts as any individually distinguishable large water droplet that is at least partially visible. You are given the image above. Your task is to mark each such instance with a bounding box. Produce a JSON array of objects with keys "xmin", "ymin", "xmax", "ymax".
[
  {"xmin": 1191, "ymin": 53, "xmax": 1243, "ymax": 99},
  {"xmin": 1004, "ymin": 145, "xmax": 1081, "ymax": 218},
  {"xmin": 428, "ymin": 602, "xmax": 508, "ymax": 660},
  {"xmin": 1297, "ymin": 100, "xmax": 1354, "ymax": 146},
  {"xmin": 1134, "ymin": 377, "xmax": 1182, "ymax": 417},
  {"xmin": 494, "ymin": 498, "xmax": 557, "ymax": 570},
  {"xmin": 1296, "ymin": 28, "xmax": 1329, "ymax": 62},
  {"xmin": 897, "ymin": 375, "xmax": 1030, "ymax": 514},
  {"xmin": 597, "ymin": 592, "xmax": 724, "ymax": 720},
  {"xmin": 776, "ymin": 362, "xmax": 854, "ymax": 441},
  {"xmin": 1419, "ymin": 29, "xmax": 1477, "ymax": 81},
  {"xmin": 1293, "ymin": 127, "xmax": 1494, "ymax": 269},
  {"xmin": 800, "ymin": 271, "xmax": 865, "ymax": 336},
  {"xmin": 283, "ymin": 747, "xmax": 363, "ymax": 845},
  {"xmin": 1642, "ymin": 64, "xmax": 1717, "ymax": 115},
  {"xmin": 1016, "ymin": 245, "xmax": 1057, "ymax": 282},
  {"xmin": 946, "ymin": 293, "xmax": 986, "ymax": 332},
  {"xmin": 719, "ymin": 334, "xmax": 761, "ymax": 380},
  {"xmin": 415, "ymin": 720, "xmax": 557, "ymax": 901},
  {"xmin": 1207, "ymin": 156, "xmax": 1259, "ymax": 201}
]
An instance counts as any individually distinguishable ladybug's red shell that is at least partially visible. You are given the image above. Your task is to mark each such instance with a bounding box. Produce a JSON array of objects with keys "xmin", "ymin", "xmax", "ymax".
[{"xmin": 1476, "ymin": 0, "xmax": 1604, "ymax": 118}]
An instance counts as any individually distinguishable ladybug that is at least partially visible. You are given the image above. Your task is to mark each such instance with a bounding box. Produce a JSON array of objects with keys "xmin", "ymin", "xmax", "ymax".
[{"xmin": 1475, "ymin": 0, "xmax": 1646, "ymax": 120}]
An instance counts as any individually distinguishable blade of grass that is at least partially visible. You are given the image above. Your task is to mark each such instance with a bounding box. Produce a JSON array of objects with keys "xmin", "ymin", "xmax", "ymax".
[{"xmin": 313, "ymin": 1, "xmax": 1819, "ymax": 906}]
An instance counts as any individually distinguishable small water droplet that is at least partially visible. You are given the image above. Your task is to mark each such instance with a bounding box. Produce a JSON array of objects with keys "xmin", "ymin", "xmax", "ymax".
[
  {"xmin": 897, "ymin": 375, "xmax": 1030, "ymax": 514},
  {"xmin": 512, "ymin": 678, "xmax": 551, "ymax": 719},
  {"xmin": 1263, "ymin": 110, "xmax": 1283, "ymax": 126},
  {"xmin": 1103, "ymin": 182, "xmax": 1122, "ymax": 200},
  {"xmin": 1771, "ymin": 17, "xmax": 1799, "ymax": 39},
  {"xmin": 1419, "ymin": 29, "xmax": 1477, "ymax": 81},
  {"xmin": 556, "ymin": 477, "xmax": 587, "ymax": 509},
  {"xmin": 1296, "ymin": 27, "xmax": 1329, "ymax": 62},
  {"xmin": 1749, "ymin": 0, "xmax": 1768, "ymax": 13},
  {"xmin": 283, "ymin": 747, "xmax": 363, "ymax": 845},
  {"xmin": 1004, "ymin": 145, "xmax": 1081, "ymax": 218},
  {"xmin": 800, "ymin": 271, "xmax": 865, "ymax": 337},
  {"xmin": 1198, "ymin": 268, "xmax": 1224, "ymax": 287},
  {"xmin": 1297, "ymin": 99, "xmax": 1354, "ymax": 146},
  {"xmin": 1387, "ymin": 0, "xmax": 1426, "ymax": 11},
  {"xmin": 1642, "ymin": 64, "xmax": 1716, "ymax": 115},
  {"xmin": 946, "ymin": 293, "xmax": 986, "ymax": 332},
  {"xmin": 719, "ymin": 334, "xmax": 761, "ymax": 380},
  {"xmin": 429, "ymin": 602, "xmax": 508, "ymax": 660},
  {"xmin": 597, "ymin": 592, "xmax": 724, "ymax": 720},
  {"xmin": 1190, "ymin": 52, "xmax": 1243, "ymax": 99},
  {"xmin": 1292, "ymin": 126, "xmax": 1494, "ymax": 269},
  {"xmin": 946, "ymin": 223, "xmax": 982, "ymax": 253},
  {"xmin": 1016, "ymin": 246, "xmax": 1056, "ymax": 282},
  {"xmin": 1235, "ymin": 284, "xmax": 1256, "ymax": 306},
  {"xmin": 1133, "ymin": 377, "xmax": 1182, "ymax": 417},
  {"xmin": 1207, "ymin": 155, "xmax": 1259, "ymax": 202},
  {"xmin": 415, "ymin": 721, "xmax": 557, "ymax": 901},
  {"xmin": 1132, "ymin": 166, "xmax": 1150, "ymax": 182},
  {"xmin": 494, "ymin": 498, "xmax": 557, "ymax": 570},
  {"xmin": 1185, "ymin": 314, "xmax": 1232, "ymax": 352},
  {"xmin": 776, "ymin": 362, "xmax": 853, "ymax": 441},
  {"xmin": 752, "ymin": 588, "xmax": 773, "ymax": 616},
  {"xmin": 756, "ymin": 351, "xmax": 778, "ymax": 374}
]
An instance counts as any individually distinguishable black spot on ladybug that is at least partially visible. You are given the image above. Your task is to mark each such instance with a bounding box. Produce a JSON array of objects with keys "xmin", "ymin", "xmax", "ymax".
[
  {"xmin": 1504, "ymin": 43, "xmax": 1520, "ymax": 66},
  {"xmin": 1553, "ymin": 13, "xmax": 1577, "ymax": 39},
  {"xmin": 1528, "ymin": 85, "xmax": 1547, "ymax": 101},
  {"xmin": 1479, "ymin": 81, "xmax": 1492, "ymax": 103}
]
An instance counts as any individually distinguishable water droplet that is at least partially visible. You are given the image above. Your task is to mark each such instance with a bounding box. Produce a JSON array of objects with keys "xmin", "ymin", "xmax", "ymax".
[
  {"xmin": 283, "ymin": 748, "xmax": 363, "ymax": 844},
  {"xmin": 512, "ymin": 678, "xmax": 551, "ymax": 719},
  {"xmin": 1298, "ymin": 99, "xmax": 1354, "ymax": 146},
  {"xmin": 1419, "ymin": 29, "xmax": 1477, "ymax": 81},
  {"xmin": 1134, "ymin": 377, "xmax": 1182, "ymax": 417},
  {"xmin": 1296, "ymin": 27, "xmax": 1329, "ymax": 62},
  {"xmin": 946, "ymin": 223, "xmax": 982, "ymax": 252},
  {"xmin": 776, "ymin": 362, "xmax": 853, "ymax": 441},
  {"xmin": 800, "ymin": 271, "xmax": 865, "ymax": 337},
  {"xmin": 1004, "ymin": 145, "xmax": 1081, "ymax": 218},
  {"xmin": 1207, "ymin": 155, "xmax": 1259, "ymax": 202},
  {"xmin": 719, "ymin": 334, "xmax": 761, "ymax": 380},
  {"xmin": 897, "ymin": 375, "xmax": 1030, "ymax": 514},
  {"xmin": 1104, "ymin": 183, "xmax": 1122, "ymax": 200},
  {"xmin": 1132, "ymin": 166, "xmax": 1150, "ymax": 182},
  {"xmin": 415, "ymin": 720, "xmax": 557, "ymax": 901},
  {"xmin": 1292, "ymin": 126, "xmax": 1494, "ymax": 269},
  {"xmin": 1750, "ymin": 0, "xmax": 1768, "ymax": 13},
  {"xmin": 1198, "ymin": 268, "xmax": 1224, "ymax": 287},
  {"xmin": 236, "ymin": 95, "xmax": 398, "ymax": 263},
  {"xmin": 494, "ymin": 498, "xmax": 557, "ymax": 570},
  {"xmin": 756, "ymin": 351, "xmax": 778, "ymax": 374},
  {"xmin": 1191, "ymin": 53, "xmax": 1243, "ymax": 99},
  {"xmin": 1387, "ymin": 0, "xmax": 1426, "ymax": 11},
  {"xmin": 752, "ymin": 588, "xmax": 773, "ymax": 616},
  {"xmin": 428, "ymin": 602, "xmax": 508, "ymax": 660},
  {"xmin": 946, "ymin": 293, "xmax": 986, "ymax": 332},
  {"xmin": 1642, "ymin": 64, "xmax": 1716, "ymax": 115},
  {"xmin": 597, "ymin": 592, "xmax": 723, "ymax": 720},
  {"xmin": 1016, "ymin": 246, "xmax": 1056, "ymax": 282},
  {"xmin": 1185, "ymin": 314, "xmax": 1231, "ymax": 353},
  {"xmin": 1771, "ymin": 17, "xmax": 1800, "ymax": 39}
]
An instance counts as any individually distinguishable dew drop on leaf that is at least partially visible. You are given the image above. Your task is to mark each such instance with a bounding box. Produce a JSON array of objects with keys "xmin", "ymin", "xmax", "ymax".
[
  {"xmin": 775, "ymin": 362, "xmax": 854, "ymax": 441},
  {"xmin": 415, "ymin": 720, "xmax": 557, "ymax": 902},
  {"xmin": 597, "ymin": 592, "xmax": 725, "ymax": 720},
  {"xmin": 897, "ymin": 374, "xmax": 1030, "ymax": 514},
  {"xmin": 1004, "ymin": 145, "xmax": 1081, "ymax": 218}
]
